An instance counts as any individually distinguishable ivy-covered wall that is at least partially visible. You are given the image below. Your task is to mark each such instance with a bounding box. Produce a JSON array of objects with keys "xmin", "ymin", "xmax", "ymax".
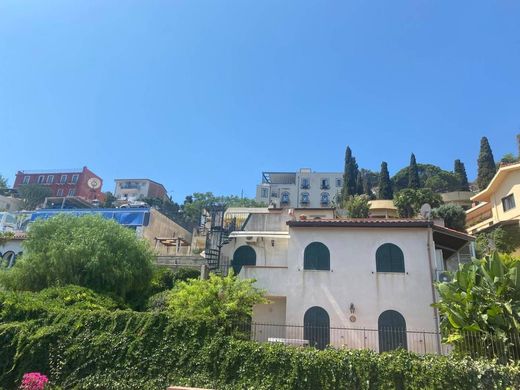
[{"xmin": 1, "ymin": 308, "xmax": 520, "ymax": 390}]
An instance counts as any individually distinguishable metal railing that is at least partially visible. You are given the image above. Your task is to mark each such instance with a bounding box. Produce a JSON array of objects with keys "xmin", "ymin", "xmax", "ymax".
[{"xmin": 230, "ymin": 322, "xmax": 520, "ymax": 362}]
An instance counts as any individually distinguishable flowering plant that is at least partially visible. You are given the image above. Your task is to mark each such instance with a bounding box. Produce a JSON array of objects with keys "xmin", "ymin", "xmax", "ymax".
[{"xmin": 20, "ymin": 372, "xmax": 49, "ymax": 390}]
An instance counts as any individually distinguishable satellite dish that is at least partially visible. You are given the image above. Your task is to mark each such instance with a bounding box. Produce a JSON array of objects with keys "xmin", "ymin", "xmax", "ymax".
[
  {"xmin": 87, "ymin": 178, "xmax": 101, "ymax": 190},
  {"xmin": 420, "ymin": 203, "xmax": 431, "ymax": 219}
]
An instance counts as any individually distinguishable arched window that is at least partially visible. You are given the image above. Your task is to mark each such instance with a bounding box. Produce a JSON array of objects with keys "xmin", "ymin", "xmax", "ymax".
[
  {"xmin": 231, "ymin": 245, "xmax": 256, "ymax": 275},
  {"xmin": 304, "ymin": 306, "xmax": 330, "ymax": 349},
  {"xmin": 320, "ymin": 192, "xmax": 330, "ymax": 205},
  {"xmin": 378, "ymin": 310, "xmax": 407, "ymax": 352},
  {"xmin": 300, "ymin": 192, "xmax": 310, "ymax": 205},
  {"xmin": 280, "ymin": 192, "xmax": 290, "ymax": 205},
  {"xmin": 304, "ymin": 242, "xmax": 330, "ymax": 270},
  {"xmin": 376, "ymin": 243, "xmax": 405, "ymax": 273}
]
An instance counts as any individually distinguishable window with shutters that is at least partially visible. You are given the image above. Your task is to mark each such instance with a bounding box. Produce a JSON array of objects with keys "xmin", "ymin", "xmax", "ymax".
[
  {"xmin": 376, "ymin": 243, "xmax": 405, "ymax": 273},
  {"xmin": 231, "ymin": 245, "xmax": 256, "ymax": 275},
  {"xmin": 304, "ymin": 242, "xmax": 330, "ymax": 270}
]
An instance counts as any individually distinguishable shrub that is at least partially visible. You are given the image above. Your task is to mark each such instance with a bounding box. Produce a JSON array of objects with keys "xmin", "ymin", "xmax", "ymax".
[
  {"xmin": 0, "ymin": 214, "xmax": 154, "ymax": 302},
  {"xmin": 20, "ymin": 372, "xmax": 49, "ymax": 390},
  {"xmin": 0, "ymin": 308, "xmax": 519, "ymax": 389},
  {"xmin": 166, "ymin": 272, "xmax": 267, "ymax": 326},
  {"xmin": 343, "ymin": 195, "xmax": 370, "ymax": 218},
  {"xmin": 434, "ymin": 253, "xmax": 520, "ymax": 360},
  {"xmin": 0, "ymin": 285, "xmax": 121, "ymax": 322}
]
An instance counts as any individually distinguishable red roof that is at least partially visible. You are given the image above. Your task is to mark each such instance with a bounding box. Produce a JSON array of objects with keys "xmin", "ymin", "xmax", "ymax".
[{"xmin": 287, "ymin": 218, "xmax": 432, "ymax": 228}]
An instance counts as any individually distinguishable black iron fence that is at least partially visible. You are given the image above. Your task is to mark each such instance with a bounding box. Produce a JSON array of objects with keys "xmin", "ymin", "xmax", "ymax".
[{"xmin": 231, "ymin": 322, "xmax": 520, "ymax": 362}]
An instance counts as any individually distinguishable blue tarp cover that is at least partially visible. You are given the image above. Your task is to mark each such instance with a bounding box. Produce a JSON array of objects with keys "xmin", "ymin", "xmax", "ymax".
[{"xmin": 30, "ymin": 208, "xmax": 150, "ymax": 227}]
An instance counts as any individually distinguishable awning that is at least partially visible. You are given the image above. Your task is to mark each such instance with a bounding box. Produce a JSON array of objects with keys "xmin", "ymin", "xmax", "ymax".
[{"xmin": 228, "ymin": 231, "xmax": 290, "ymax": 239}]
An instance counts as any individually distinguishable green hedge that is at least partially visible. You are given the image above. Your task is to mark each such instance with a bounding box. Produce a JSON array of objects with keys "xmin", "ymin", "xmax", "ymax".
[{"xmin": 1, "ymin": 307, "xmax": 520, "ymax": 390}]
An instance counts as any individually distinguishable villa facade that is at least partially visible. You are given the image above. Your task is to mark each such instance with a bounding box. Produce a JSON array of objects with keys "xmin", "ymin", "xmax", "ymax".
[{"xmin": 219, "ymin": 208, "xmax": 474, "ymax": 352}]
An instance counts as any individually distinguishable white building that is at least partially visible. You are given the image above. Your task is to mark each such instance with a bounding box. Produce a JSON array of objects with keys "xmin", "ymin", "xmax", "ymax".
[
  {"xmin": 220, "ymin": 208, "xmax": 474, "ymax": 352},
  {"xmin": 256, "ymin": 168, "xmax": 344, "ymax": 208},
  {"xmin": 114, "ymin": 179, "xmax": 168, "ymax": 202}
]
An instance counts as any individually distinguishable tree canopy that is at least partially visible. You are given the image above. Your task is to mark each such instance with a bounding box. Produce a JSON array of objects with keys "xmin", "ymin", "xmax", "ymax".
[
  {"xmin": 344, "ymin": 195, "xmax": 370, "ymax": 218},
  {"xmin": 394, "ymin": 188, "xmax": 443, "ymax": 218},
  {"xmin": 17, "ymin": 184, "xmax": 52, "ymax": 210},
  {"xmin": 408, "ymin": 153, "xmax": 420, "ymax": 189},
  {"xmin": 378, "ymin": 162, "xmax": 393, "ymax": 200},
  {"xmin": 0, "ymin": 175, "xmax": 7, "ymax": 189},
  {"xmin": 431, "ymin": 204, "xmax": 466, "ymax": 231},
  {"xmin": 341, "ymin": 146, "xmax": 359, "ymax": 201},
  {"xmin": 0, "ymin": 214, "xmax": 154, "ymax": 301},
  {"xmin": 477, "ymin": 136, "xmax": 497, "ymax": 190},
  {"xmin": 453, "ymin": 159, "xmax": 470, "ymax": 191},
  {"xmin": 392, "ymin": 163, "xmax": 460, "ymax": 193}
]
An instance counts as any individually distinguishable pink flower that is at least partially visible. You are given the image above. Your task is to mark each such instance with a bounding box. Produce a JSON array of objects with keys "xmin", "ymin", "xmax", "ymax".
[{"xmin": 20, "ymin": 372, "xmax": 49, "ymax": 390}]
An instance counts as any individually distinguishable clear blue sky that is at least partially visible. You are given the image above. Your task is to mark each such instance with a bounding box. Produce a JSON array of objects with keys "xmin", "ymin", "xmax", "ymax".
[{"xmin": 1, "ymin": 1, "xmax": 519, "ymax": 202}]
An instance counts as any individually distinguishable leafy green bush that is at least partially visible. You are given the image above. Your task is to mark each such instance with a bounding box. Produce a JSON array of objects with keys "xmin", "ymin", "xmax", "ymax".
[
  {"xmin": 0, "ymin": 214, "xmax": 154, "ymax": 302},
  {"xmin": 166, "ymin": 273, "xmax": 267, "ymax": 325},
  {"xmin": 0, "ymin": 308, "xmax": 519, "ymax": 390},
  {"xmin": 431, "ymin": 204, "xmax": 466, "ymax": 231},
  {"xmin": 434, "ymin": 253, "xmax": 520, "ymax": 360},
  {"xmin": 0, "ymin": 285, "xmax": 121, "ymax": 322}
]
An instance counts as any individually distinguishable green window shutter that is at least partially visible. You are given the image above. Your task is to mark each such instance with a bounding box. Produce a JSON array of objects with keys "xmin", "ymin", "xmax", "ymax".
[
  {"xmin": 304, "ymin": 242, "xmax": 330, "ymax": 271},
  {"xmin": 376, "ymin": 243, "xmax": 404, "ymax": 273}
]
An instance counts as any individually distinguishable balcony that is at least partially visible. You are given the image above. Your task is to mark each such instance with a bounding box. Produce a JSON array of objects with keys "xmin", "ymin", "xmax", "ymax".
[{"xmin": 241, "ymin": 265, "xmax": 288, "ymax": 296}]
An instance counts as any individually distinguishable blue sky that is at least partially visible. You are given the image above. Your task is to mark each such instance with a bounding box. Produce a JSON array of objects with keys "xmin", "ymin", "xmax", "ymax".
[{"xmin": 1, "ymin": 1, "xmax": 519, "ymax": 202}]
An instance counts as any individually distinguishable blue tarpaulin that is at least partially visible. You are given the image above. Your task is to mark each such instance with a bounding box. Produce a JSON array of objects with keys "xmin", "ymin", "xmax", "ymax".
[{"xmin": 29, "ymin": 208, "xmax": 150, "ymax": 227}]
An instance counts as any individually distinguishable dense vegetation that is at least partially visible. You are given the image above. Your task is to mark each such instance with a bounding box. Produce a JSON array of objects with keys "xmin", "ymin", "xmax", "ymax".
[
  {"xmin": 0, "ymin": 214, "xmax": 155, "ymax": 302},
  {"xmin": 1, "ymin": 298, "xmax": 519, "ymax": 390},
  {"xmin": 434, "ymin": 253, "xmax": 520, "ymax": 360}
]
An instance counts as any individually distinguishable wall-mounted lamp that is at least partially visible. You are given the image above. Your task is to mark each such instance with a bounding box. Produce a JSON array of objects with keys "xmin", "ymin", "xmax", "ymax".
[
  {"xmin": 271, "ymin": 239, "xmax": 275, "ymax": 247},
  {"xmin": 349, "ymin": 303, "xmax": 356, "ymax": 314}
]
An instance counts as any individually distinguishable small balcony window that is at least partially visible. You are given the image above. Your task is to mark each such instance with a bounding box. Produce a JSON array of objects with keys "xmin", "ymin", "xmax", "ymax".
[
  {"xmin": 281, "ymin": 192, "xmax": 290, "ymax": 205},
  {"xmin": 502, "ymin": 194, "xmax": 516, "ymax": 212},
  {"xmin": 320, "ymin": 178, "xmax": 330, "ymax": 190},
  {"xmin": 301, "ymin": 178, "xmax": 310, "ymax": 189},
  {"xmin": 301, "ymin": 192, "xmax": 310, "ymax": 205},
  {"xmin": 320, "ymin": 192, "xmax": 330, "ymax": 205}
]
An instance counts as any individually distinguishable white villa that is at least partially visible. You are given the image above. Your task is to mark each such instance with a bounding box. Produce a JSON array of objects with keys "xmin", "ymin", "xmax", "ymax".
[
  {"xmin": 219, "ymin": 208, "xmax": 474, "ymax": 352},
  {"xmin": 256, "ymin": 168, "xmax": 344, "ymax": 208}
]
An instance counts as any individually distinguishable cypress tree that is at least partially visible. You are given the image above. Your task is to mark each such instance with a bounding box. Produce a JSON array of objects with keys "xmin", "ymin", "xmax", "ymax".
[
  {"xmin": 341, "ymin": 146, "xmax": 359, "ymax": 202},
  {"xmin": 408, "ymin": 153, "xmax": 420, "ymax": 189},
  {"xmin": 355, "ymin": 171, "xmax": 364, "ymax": 195},
  {"xmin": 477, "ymin": 137, "xmax": 497, "ymax": 190},
  {"xmin": 378, "ymin": 162, "xmax": 393, "ymax": 200},
  {"xmin": 454, "ymin": 159, "xmax": 469, "ymax": 191}
]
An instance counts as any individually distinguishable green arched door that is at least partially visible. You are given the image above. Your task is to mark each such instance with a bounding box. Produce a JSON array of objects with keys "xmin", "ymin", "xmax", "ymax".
[
  {"xmin": 231, "ymin": 245, "xmax": 256, "ymax": 275},
  {"xmin": 304, "ymin": 306, "xmax": 330, "ymax": 349},
  {"xmin": 378, "ymin": 310, "xmax": 407, "ymax": 352}
]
